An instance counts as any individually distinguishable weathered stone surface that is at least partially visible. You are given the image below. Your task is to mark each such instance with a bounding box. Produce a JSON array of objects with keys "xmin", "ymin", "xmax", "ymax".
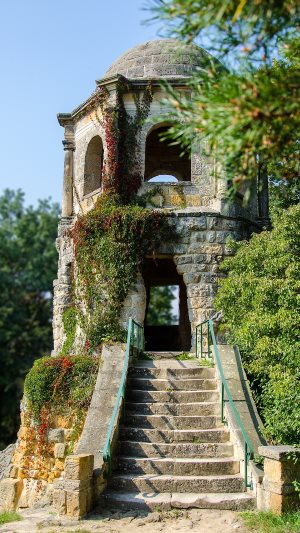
[
  {"xmin": 54, "ymin": 443, "xmax": 66, "ymax": 459},
  {"xmin": 259, "ymin": 445, "xmax": 300, "ymax": 462},
  {"xmin": 0, "ymin": 443, "xmax": 15, "ymax": 480},
  {"xmin": 0, "ymin": 478, "xmax": 22, "ymax": 510},
  {"xmin": 48, "ymin": 429, "xmax": 64, "ymax": 443},
  {"xmin": 17, "ymin": 478, "xmax": 50, "ymax": 508},
  {"xmin": 64, "ymin": 455, "xmax": 93, "ymax": 481}
]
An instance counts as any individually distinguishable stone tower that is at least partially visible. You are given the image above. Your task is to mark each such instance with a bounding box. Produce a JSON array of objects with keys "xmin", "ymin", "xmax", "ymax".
[{"xmin": 54, "ymin": 39, "xmax": 268, "ymax": 355}]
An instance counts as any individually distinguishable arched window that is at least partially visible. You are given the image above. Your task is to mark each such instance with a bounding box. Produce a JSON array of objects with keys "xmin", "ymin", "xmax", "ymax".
[
  {"xmin": 83, "ymin": 136, "xmax": 103, "ymax": 196},
  {"xmin": 145, "ymin": 125, "xmax": 191, "ymax": 182}
]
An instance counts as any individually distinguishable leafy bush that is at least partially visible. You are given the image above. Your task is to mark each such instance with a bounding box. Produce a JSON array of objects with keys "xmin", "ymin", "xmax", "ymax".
[
  {"xmin": 215, "ymin": 204, "xmax": 300, "ymax": 444},
  {"xmin": 24, "ymin": 354, "xmax": 99, "ymax": 448}
]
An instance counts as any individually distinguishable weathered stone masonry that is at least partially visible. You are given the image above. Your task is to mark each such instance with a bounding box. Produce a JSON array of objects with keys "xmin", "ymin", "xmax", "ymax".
[{"xmin": 53, "ymin": 39, "xmax": 265, "ymax": 354}]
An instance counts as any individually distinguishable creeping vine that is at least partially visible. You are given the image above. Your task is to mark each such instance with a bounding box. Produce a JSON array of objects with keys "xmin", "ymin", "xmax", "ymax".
[{"xmin": 61, "ymin": 81, "xmax": 173, "ymax": 353}]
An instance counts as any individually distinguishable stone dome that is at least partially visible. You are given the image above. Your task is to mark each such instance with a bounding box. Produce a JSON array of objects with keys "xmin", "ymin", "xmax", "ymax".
[{"xmin": 103, "ymin": 39, "xmax": 215, "ymax": 80}]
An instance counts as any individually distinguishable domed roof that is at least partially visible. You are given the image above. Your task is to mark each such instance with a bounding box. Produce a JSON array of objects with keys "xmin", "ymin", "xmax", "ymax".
[{"xmin": 103, "ymin": 39, "xmax": 216, "ymax": 80}]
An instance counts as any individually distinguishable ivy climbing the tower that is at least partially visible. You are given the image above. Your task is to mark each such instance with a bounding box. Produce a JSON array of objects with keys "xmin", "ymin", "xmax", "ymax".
[{"xmin": 62, "ymin": 80, "xmax": 172, "ymax": 353}]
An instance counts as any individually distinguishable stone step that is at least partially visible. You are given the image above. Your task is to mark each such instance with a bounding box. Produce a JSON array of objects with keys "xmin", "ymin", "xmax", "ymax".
[
  {"xmin": 128, "ymin": 366, "xmax": 215, "ymax": 379},
  {"xmin": 116, "ymin": 457, "xmax": 239, "ymax": 476},
  {"xmin": 144, "ymin": 352, "xmax": 186, "ymax": 360},
  {"xmin": 123, "ymin": 414, "xmax": 221, "ymax": 430},
  {"xmin": 101, "ymin": 490, "xmax": 255, "ymax": 511},
  {"xmin": 119, "ymin": 427, "xmax": 230, "ymax": 444},
  {"xmin": 108, "ymin": 474, "xmax": 245, "ymax": 494},
  {"xmin": 125, "ymin": 401, "xmax": 219, "ymax": 416},
  {"xmin": 126, "ymin": 389, "xmax": 219, "ymax": 403},
  {"xmin": 127, "ymin": 377, "xmax": 217, "ymax": 391},
  {"xmin": 119, "ymin": 440, "xmax": 234, "ymax": 458}
]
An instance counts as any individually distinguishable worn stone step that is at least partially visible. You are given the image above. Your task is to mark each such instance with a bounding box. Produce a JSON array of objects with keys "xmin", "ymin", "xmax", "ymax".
[
  {"xmin": 108, "ymin": 474, "xmax": 245, "ymax": 494},
  {"xmin": 116, "ymin": 456, "xmax": 239, "ymax": 476},
  {"xmin": 119, "ymin": 427, "xmax": 230, "ymax": 444},
  {"xmin": 126, "ymin": 389, "xmax": 219, "ymax": 403},
  {"xmin": 128, "ymin": 366, "xmax": 215, "ymax": 379},
  {"xmin": 119, "ymin": 440, "xmax": 234, "ymax": 458},
  {"xmin": 123, "ymin": 414, "xmax": 221, "ymax": 430},
  {"xmin": 143, "ymin": 352, "xmax": 186, "ymax": 360},
  {"xmin": 127, "ymin": 378, "xmax": 217, "ymax": 391},
  {"xmin": 125, "ymin": 401, "xmax": 219, "ymax": 416},
  {"xmin": 101, "ymin": 490, "xmax": 255, "ymax": 511}
]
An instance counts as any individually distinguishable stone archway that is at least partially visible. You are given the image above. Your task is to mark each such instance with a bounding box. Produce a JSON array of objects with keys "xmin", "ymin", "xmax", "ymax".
[{"xmin": 142, "ymin": 257, "xmax": 191, "ymax": 351}]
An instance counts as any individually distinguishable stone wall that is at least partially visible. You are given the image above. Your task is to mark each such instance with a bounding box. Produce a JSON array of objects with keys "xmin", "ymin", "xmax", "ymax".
[
  {"xmin": 52, "ymin": 208, "xmax": 255, "ymax": 354},
  {"xmin": 0, "ymin": 402, "xmax": 83, "ymax": 510}
]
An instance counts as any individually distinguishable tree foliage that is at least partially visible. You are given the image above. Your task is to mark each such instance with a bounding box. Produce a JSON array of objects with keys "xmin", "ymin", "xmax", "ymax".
[
  {"xmin": 146, "ymin": 285, "xmax": 178, "ymax": 325},
  {"xmin": 147, "ymin": 1, "xmax": 300, "ymax": 195},
  {"xmin": 0, "ymin": 189, "xmax": 59, "ymax": 449},
  {"xmin": 215, "ymin": 204, "xmax": 300, "ymax": 444}
]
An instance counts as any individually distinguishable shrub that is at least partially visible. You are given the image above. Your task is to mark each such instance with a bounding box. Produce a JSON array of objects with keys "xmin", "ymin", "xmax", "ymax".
[
  {"xmin": 24, "ymin": 354, "xmax": 99, "ymax": 449},
  {"xmin": 215, "ymin": 204, "xmax": 300, "ymax": 444}
]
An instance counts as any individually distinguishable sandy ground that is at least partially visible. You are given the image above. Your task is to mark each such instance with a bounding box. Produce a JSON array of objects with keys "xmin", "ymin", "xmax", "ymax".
[{"xmin": 0, "ymin": 506, "xmax": 252, "ymax": 533}]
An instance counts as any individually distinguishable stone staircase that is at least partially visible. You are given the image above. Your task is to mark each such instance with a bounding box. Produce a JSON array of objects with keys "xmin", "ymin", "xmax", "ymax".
[{"xmin": 101, "ymin": 356, "xmax": 255, "ymax": 511}]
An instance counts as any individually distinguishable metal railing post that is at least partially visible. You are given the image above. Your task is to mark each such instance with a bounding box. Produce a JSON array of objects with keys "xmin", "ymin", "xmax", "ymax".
[
  {"xmin": 207, "ymin": 322, "xmax": 210, "ymax": 358},
  {"xmin": 200, "ymin": 324, "xmax": 203, "ymax": 359},
  {"xmin": 244, "ymin": 441, "xmax": 248, "ymax": 489},
  {"xmin": 221, "ymin": 382, "xmax": 225, "ymax": 423}
]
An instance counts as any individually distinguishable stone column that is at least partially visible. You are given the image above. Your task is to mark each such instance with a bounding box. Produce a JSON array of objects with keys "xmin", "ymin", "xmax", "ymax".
[
  {"xmin": 62, "ymin": 139, "xmax": 75, "ymax": 217},
  {"xmin": 259, "ymin": 445, "xmax": 300, "ymax": 513}
]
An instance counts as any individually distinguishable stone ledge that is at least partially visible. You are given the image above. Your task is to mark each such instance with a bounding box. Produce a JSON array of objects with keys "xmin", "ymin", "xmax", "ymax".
[{"xmin": 259, "ymin": 446, "xmax": 300, "ymax": 461}]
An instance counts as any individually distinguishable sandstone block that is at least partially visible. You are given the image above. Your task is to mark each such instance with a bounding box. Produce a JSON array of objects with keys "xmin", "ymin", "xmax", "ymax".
[
  {"xmin": 53, "ymin": 488, "xmax": 66, "ymax": 515},
  {"xmin": 66, "ymin": 489, "xmax": 87, "ymax": 518},
  {"xmin": 17, "ymin": 478, "xmax": 48, "ymax": 508},
  {"xmin": 64, "ymin": 454, "xmax": 94, "ymax": 481},
  {"xmin": 0, "ymin": 478, "xmax": 22, "ymax": 509},
  {"xmin": 57, "ymin": 415, "xmax": 71, "ymax": 429},
  {"xmin": 183, "ymin": 273, "xmax": 201, "ymax": 284},
  {"xmin": 48, "ymin": 429, "xmax": 64, "ymax": 443},
  {"xmin": 54, "ymin": 443, "xmax": 66, "ymax": 459}
]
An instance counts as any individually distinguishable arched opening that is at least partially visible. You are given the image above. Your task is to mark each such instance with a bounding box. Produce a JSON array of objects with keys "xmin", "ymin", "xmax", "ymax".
[
  {"xmin": 142, "ymin": 258, "xmax": 191, "ymax": 352},
  {"xmin": 83, "ymin": 136, "xmax": 103, "ymax": 196},
  {"xmin": 145, "ymin": 125, "xmax": 191, "ymax": 182}
]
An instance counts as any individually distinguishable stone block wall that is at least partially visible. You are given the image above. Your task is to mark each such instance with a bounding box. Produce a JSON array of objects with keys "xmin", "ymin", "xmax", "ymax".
[
  {"xmin": 0, "ymin": 397, "xmax": 90, "ymax": 510},
  {"xmin": 52, "ymin": 209, "xmax": 254, "ymax": 354},
  {"xmin": 0, "ymin": 416, "xmax": 69, "ymax": 509}
]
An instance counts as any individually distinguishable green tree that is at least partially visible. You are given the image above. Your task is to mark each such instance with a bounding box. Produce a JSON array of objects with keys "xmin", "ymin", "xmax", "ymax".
[
  {"xmin": 148, "ymin": 1, "xmax": 300, "ymax": 196},
  {"xmin": 214, "ymin": 204, "xmax": 300, "ymax": 444},
  {"xmin": 0, "ymin": 189, "xmax": 59, "ymax": 449},
  {"xmin": 147, "ymin": 285, "xmax": 178, "ymax": 325}
]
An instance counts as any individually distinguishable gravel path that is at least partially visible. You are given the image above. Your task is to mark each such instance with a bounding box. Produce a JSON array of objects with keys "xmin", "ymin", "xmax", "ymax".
[{"xmin": 0, "ymin": 506, "xmax": 252, "ymax": 533}]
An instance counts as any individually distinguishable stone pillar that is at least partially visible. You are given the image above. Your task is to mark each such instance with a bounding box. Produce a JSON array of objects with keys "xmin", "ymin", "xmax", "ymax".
[
  {"xmin": 57, "ymin": 114, "xmax": 75, "ymax": 217},
  {"xmin": 53, "ymin": 454, "xmax": 94, "ymax": 519},
  {"xmin": 62, "ymin": 139, "xmax": 75, "ymax": 217},
  {"xmin": 259, "ymin": 445, "xmax": 300, "ymax": 513}
]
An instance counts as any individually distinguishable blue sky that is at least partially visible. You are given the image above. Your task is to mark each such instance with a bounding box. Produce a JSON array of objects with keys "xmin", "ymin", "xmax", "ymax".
[{"xmin": 0, "ymin": 0, "xmax": 161, "ymax": 206}]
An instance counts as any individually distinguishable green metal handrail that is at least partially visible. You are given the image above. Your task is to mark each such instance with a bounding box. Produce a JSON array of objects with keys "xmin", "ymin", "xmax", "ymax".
[
  {"xmin": 102, "ymin": 318, "xmax": 144, "ymax": 475},
  {"xmin": 196, "ymin": 319, "xmax": 254, "ymax": 489}
]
